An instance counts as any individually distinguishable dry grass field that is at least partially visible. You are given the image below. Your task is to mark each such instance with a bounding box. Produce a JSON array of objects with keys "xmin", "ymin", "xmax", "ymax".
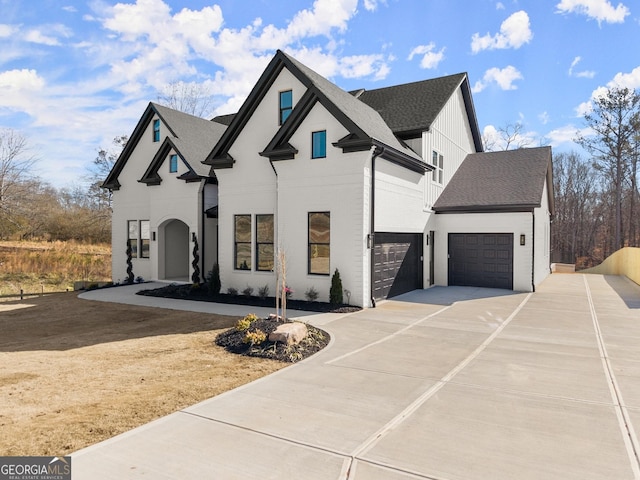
[
  {"xmin": 0, "ymin": 240, "xmax": 111, "ymax": 298},
  {"xmin": 0, "ymin": 292, "xmax": 285, "ymax": 456}
]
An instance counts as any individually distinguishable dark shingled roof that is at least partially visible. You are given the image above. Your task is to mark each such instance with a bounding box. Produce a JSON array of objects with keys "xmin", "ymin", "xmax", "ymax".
[
  {"xmin": 212, "ymin": 113, "xmax": 236, "ymax": 126},
  {"xmin": 433, "ymin": 146, "xmax": 554, "ymax": 214},
  {"xmin": 357, "ymin": 73, "xmax": 467, "ymax": 135}
]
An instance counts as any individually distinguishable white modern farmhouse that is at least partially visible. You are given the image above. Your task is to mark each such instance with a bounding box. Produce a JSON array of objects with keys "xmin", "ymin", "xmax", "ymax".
[{"xmin": 104, "ymin": 50, "xmax": 554, "ymax": 307}]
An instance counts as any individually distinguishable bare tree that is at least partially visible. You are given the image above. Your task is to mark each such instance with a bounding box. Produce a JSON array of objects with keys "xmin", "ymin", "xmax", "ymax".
[
  {"xmin": 157, "ymin": 81, "xmax": 215, "ymax": 118},
  {"xmin": 576, "ymin": 87, "xmax": 640, "ymax": 250},
  {"xmin": 483, "ymin": 122, "xmax": 536, "ymax": 151},
  {"xmin": 0, "ymin": 129, "xmax": 38, "ymax": 237}
]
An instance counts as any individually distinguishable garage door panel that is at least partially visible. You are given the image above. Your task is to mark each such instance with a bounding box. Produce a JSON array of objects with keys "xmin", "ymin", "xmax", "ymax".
[
  {"xmin": 373, "ymin": 233, "xmax": 423, "ymax": 301},
  {"xmin": 448, "ymin": 233, "xmax": 513, "ymax": 290}
]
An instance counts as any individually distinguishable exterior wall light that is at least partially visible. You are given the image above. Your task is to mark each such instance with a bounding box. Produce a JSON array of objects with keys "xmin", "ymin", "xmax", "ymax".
[{"xmin": 520, "ymin": 234, "xmax": 526, "ymax": 246}]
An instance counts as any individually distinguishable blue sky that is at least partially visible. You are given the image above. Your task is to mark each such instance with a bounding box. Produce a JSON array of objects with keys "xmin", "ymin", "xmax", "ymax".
[{"xmin": 1, "ymin": 0, "xmax": 638, "ymax": 188}]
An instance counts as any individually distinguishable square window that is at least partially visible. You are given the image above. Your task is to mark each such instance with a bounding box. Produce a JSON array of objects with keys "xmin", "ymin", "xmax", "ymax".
[
  {"xmin": 169, "ymin": 154, "xmax": 178, "ymax": 173},
  {"xmin": 312, "ymin": 130, "xmax": 327, "ymax": 159},
  {"xmin": 152, "ymin": 119, "xmax": 160, "ymax": 142},
  {"xmin": 279, "ymin": 90, "xmax": 292, "ymax": 125}
]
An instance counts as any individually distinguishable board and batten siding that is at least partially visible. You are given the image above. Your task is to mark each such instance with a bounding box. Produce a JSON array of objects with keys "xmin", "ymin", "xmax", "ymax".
[{"xmin": 423, "ymin": 86, "xmax": 478, "ymax": 210}]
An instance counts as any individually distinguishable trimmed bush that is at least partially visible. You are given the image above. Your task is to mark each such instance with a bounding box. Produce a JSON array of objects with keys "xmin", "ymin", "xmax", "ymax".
[{"xmin": 329, "ymin": 269, "xmax": 343, "ymax": 304}]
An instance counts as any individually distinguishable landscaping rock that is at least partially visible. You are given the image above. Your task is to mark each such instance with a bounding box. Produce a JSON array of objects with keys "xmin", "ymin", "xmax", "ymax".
[{"xmin": 268, "ymin": 322, "xmax": 308, "ymax": 345}]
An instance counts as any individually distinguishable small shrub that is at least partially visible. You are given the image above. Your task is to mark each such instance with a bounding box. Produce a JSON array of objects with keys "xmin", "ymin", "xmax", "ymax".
[
  {"xmin": 242, "ymin": 285, "xmax": 254, "ymax": 297},
  {"xmin": 227, "ymin": 287, "xmax": 238, "ymax": 296},
  {"xmin": 207, "ymin": 263, "xmax": 221, "ymax": 295},
  {"xmin": 305, "ymin": 286, "xmax": 319, "ymax": 302},
  {"xmin": 235, "ymin": 313, "xmax": 259, "ymax": 332},
  {"xmin": 258, "ymin": 284, "xmax": 269, "ymax": 300},
  {"xmin": 329, "ymin": 269, "xmax": 343, "ymax": 304},
  {"xmin": 284, "ymin": 286, "xmax": 293, "ymax": 298},
  {"xmin": 243, "ymin": 329, "xmax": 267, "ymax": 345}
]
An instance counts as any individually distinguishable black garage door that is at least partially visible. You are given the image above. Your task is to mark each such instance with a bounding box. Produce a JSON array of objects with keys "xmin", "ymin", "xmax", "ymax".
[
  {"xmin": 373, "ymin": 232, "xmax": 423, "ymax": 301},
  {"xmin": 448, "ymin": 233, "xmax": 513, "ymax": 290}
]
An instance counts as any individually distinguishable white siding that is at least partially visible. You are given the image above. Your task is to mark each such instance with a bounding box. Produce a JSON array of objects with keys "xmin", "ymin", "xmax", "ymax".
[
  {"xmin": 424, "ymin": 87, "xmax": 477, "ymax": 209},
  {"xmin": 533, "ymin": 180, "xmax": 552, "ymax": 286},
  {"xmin": 111, "ymin": 113, "xmax": 205, "ymax": 283},
  {"xmin": 215, "ymin": 72, "xmax": 372, "ymax": 306},
  {"xmin": 435, "ymin": 212, "xmax": 535, "ymax": 292}
]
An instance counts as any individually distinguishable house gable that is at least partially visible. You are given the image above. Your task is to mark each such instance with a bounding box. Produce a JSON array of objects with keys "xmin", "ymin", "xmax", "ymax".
[
  {"xmin": 205, "ymin": 50, "xmax": 427, "ymax": 174},
  {"xmin": 138, "ymin": 137, "xmax": 206, "ymax": 186}
]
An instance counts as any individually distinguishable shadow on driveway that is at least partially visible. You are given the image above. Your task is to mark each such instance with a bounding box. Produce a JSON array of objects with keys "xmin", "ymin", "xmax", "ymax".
[{"xmin": 390, "ymin": 285, "xmax": 521, "ymax": 306}]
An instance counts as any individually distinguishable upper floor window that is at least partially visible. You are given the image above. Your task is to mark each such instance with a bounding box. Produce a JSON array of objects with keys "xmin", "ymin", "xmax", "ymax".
[
  {"xmin": 312, "ymin": 130, "xmax": 327, "ymax": 159},
  {"xmin": 279, "ymin": 90, "xmax": 292, "ymax": 125},
  {"xmin": 152, "ymin": 119, "xmax": 160, "ymax": 142},
  {"xmin": 432, "ymin": 150, "xmax": 443, "ymax": 184},
  {"xmin": 169, "ymin": 154, "xmax": 178, "ymax": 173}
]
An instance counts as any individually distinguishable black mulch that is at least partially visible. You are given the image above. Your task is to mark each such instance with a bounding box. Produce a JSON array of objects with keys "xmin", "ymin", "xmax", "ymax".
[
  {"xmin": 215, "ymin": 317, "xmax": 330, "ymax": 363},
  {"xmin": 136, "ymin": 283, "xmax": 361, "ymax": 314}
]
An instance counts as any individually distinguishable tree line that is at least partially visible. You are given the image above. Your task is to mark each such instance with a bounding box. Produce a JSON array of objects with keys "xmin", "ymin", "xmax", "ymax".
[{"xmin": 0, "ymin": 130, "xmax": 124, "ymax": 243}]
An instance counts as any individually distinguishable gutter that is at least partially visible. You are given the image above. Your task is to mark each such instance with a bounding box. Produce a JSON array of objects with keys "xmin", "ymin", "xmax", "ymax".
[
  {"xmin": 369, "ymin": 145, "xmax": 385, "ymax": 307},
  {"xmin": 531, "ymin": 210, "xmax": 536, "ymax": 292}
]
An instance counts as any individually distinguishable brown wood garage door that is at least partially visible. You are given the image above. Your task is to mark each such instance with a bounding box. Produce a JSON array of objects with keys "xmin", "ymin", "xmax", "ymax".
[
  {"xmin": 448, "ymin": 233, "xmax": 513, "ymax": 290},
  {"xmin": 373, "ymin": 232, "xmax": 423, "ymax": 301}
]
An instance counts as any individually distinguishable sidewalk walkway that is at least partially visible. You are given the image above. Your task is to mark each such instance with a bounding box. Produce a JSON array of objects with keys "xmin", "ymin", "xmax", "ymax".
[{"xmin": 73, "ymin": 274, "xmax": 640, "ymax": 479}]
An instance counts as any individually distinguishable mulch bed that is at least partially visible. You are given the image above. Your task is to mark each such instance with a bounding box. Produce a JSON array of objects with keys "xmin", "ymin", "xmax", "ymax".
[
  {"xmin": 215, "ymin": 316, "xmax": 330, "ymax": 363},
  {"xmin": 136, "ymin": 283, "xmax": 357, "ymax": 362},
  {"xmin": 137, "ymin": 283, "xmax": 361, "ymax": 313}
]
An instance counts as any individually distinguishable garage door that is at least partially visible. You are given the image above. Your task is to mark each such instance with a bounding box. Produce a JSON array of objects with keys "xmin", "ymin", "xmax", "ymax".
[
  {"xmin": 373, "ymin": 232, "xmax": 423, "ymax": 301},
  {"xmin": 448, "ymin": 233, "xmax": 513, "ymax": 290}
]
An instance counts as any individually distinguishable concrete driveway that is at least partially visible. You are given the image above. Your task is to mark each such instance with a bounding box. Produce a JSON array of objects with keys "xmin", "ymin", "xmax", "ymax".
[{"xmin": 73, "ymin": 274, "xmax": 640, "ymax": 479}]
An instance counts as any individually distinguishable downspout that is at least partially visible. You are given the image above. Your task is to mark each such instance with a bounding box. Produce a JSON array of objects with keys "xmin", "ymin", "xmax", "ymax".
[
  {"xmin": 200, "ymin": 179, "xmax": 206, "ymax": 284},
  {"xmin": 531, "ymin": 210, "xmax": 536, "ymax": 292},
  {"xmin": 369, "ymin": 145, "xmax": 385, "ymax": 307},
  {"xmin": 268, "ymin": 158, "xmax": 279, "ymax": 311}
]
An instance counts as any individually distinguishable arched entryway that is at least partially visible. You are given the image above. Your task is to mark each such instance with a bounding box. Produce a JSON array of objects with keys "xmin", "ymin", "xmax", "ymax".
[{"xmin": 159, "ymin": 219, "xmax": 190, "ymax": 281}]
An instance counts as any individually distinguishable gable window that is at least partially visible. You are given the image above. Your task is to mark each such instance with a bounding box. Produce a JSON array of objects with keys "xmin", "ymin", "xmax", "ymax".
[
  {"xmin": 140, "ymin": 220, "xmax": 150, "ymax": 259},
  {"xmin": 432, "ymin": 150, "xmax": 443, "ymax": 184},
  {"xmin": 308, "ymin": 212, "xmax": 330, "ymax": 275},
  {"xmin": 152, "ymin": 119, "xmax": 160, "ymax": 142},
  {"xmin": 312, "ymin": 130, "xmax": 327, "ymax": 159},
  {"xmin": 256, "ymin": 214, "xmax": 274, "ymax": 271},
  {"xmin": 169, "ymin": 154, "xmax": 178, "ymax": 173},
  {"xmin": 279, "ymin": 90, "xmax": 292, "ymax": 125},
  {"xmin": 234, "ymin": 215, "xmax": 252, "ymax": 270},
  {"xmin": 127, "ymin": 220, "xmax": 138, "ymax": 258}
]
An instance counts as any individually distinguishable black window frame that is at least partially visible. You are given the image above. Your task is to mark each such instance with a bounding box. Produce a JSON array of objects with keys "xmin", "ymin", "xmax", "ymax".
[
  {"xmin": 169, "ymin": 154, "xmax": 178, "ymax": 173},
  {"xmin": 279, "ymin": 90, "xmax": 292, "ymax": 125},
  {"xmin": 140, "ymin": 220, "xmax": 150, "ymax": 259},
  {"xmin": 127, "ymin": 220, "xmax": 139, "ymax": 258},
  {"xmin": 152, "ymin": 119, "xmax": 160, "ymax": 142},
  {"xmin": 255, "ymin": 214, "xmax": 274, "ymax": 272},
  {"xmin": 234, "ymin": 214, "xmax": 252, "ymax": 270},
  {"xmin": 311, "ymin": 130, "xmax": 327, "ymax": 159},
  {"xmin": 308, "ymin": 211, "xmax": 330, "ymax": 275}
]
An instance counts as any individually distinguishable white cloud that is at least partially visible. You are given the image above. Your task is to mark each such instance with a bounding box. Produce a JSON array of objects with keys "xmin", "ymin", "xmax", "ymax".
[
  {"xmin": 62, "ymin": 6, "xmax": 77, "ymax": 13},
  {"xmin": 496, "ymin": 2, "xmax": 505, "ymax": 10},
  {"xmin": 472, "ymin": 66, "xmax": 523, "ymax": 93},
  {"xmin": 407, "ymin": 43, "xmax": 445, "ymax": 69},
  {"xmin": 471, "ymin": 10, "xmax": 533, "ymax": 53},
  {"xmin": 363, "ymin": 0, "xmax": 386, "ymax": 11},
  {"xmin": 0, "ymin": 69, "xmax": 45, "ymax": 92},
  {"xmin": 556, "ymin": 0, "xmax": 630, "ymax": 24},
  {"xmin": 0, "ymin": 24, "xmax": 18, "ymax": 37},
  {"xmin": 568, "ymin": 56, "xmax": 596, "ymax": 78},
  {"xmin": 546, "ymin": 124, "xmax": 583, "ymax": 146},
  {"xmin": 576, "ymin": 65, "xmax": 640, "ymax": 116},
  {"xmin": 539, "ymin": 111, "xmax": 550, "ymax": 124}
]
